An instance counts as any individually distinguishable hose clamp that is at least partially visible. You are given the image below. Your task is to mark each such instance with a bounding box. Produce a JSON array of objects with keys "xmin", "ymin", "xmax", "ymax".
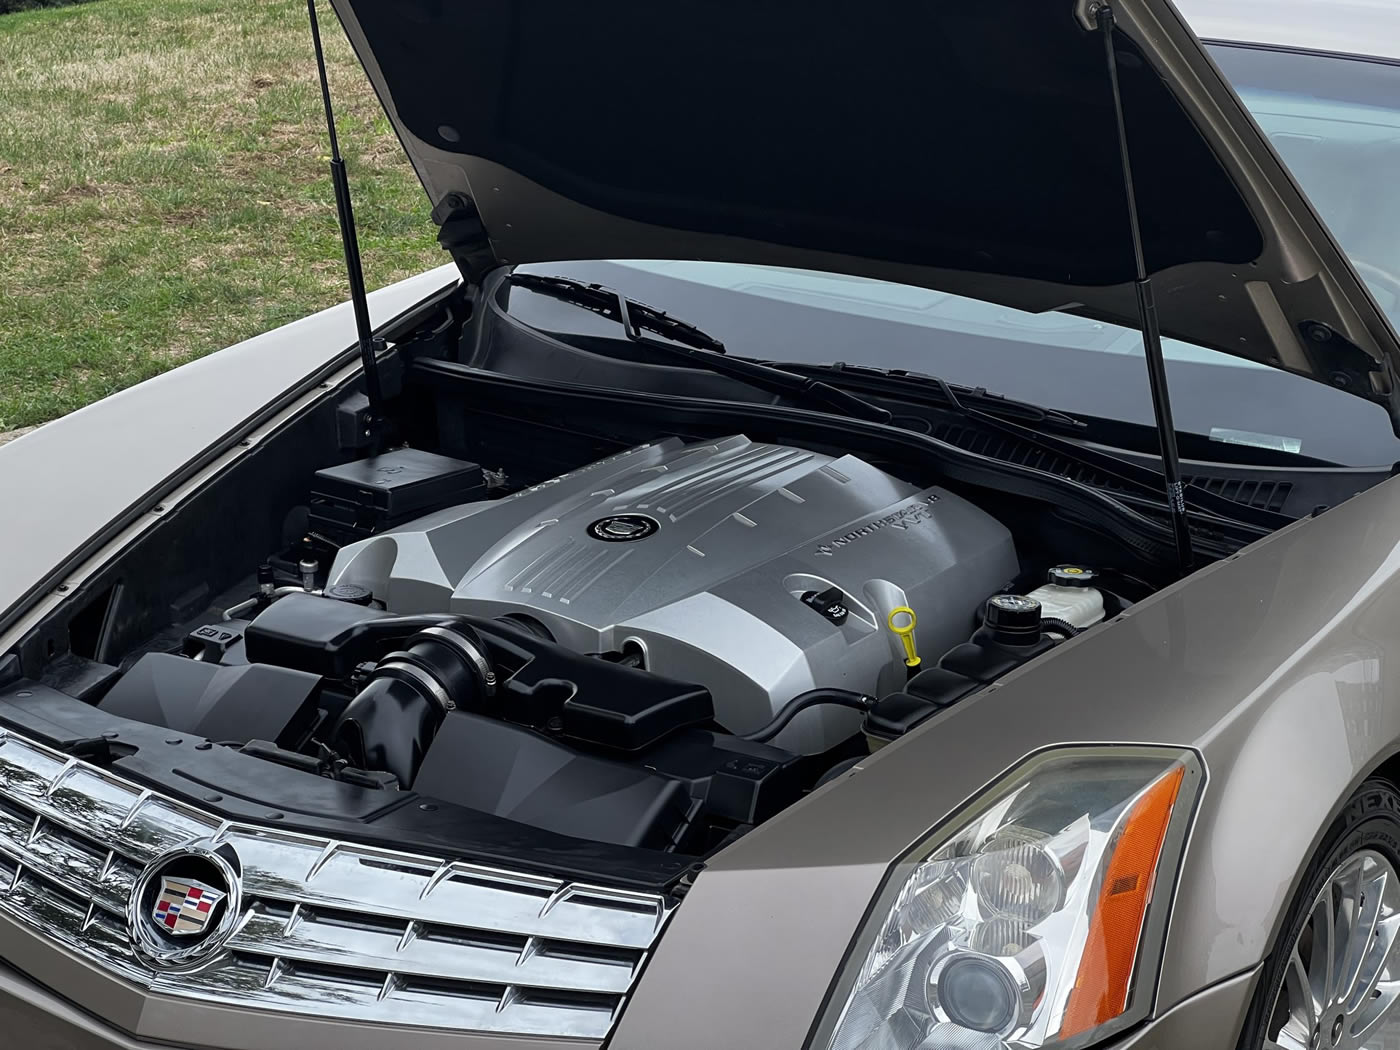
[
  {"xmin": 376, "ymin": 658, "xmax": 457, "ymax": 714},
  {"xmin": 418, "ymin": 625, "xmax": 497, "ymax": 696}
]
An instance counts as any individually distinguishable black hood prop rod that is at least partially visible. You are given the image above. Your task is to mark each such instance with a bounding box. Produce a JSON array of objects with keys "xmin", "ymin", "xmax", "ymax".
[
  {"xmin": 307, "ymin": 0, "xmax": 386, "ymax": 447},
  {"xmin": 1096, "ymin": 3, "xmax": 1194, "ymax": 576}
]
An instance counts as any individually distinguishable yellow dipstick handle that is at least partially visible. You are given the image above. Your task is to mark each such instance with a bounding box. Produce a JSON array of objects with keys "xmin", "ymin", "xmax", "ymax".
[{"xmin": 888, "ymin": 606, "xmax": 921, "ymax": 668}]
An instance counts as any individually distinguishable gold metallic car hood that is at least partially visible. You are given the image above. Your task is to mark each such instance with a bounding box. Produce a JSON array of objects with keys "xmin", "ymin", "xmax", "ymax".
[{"xmin": 329, "ymin": 0, "xmax": 1400, "ymax": 424}]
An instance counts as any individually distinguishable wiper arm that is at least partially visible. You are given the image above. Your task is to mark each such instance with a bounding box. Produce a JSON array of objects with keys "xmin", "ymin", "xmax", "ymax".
[
  {"xmin": 928, "ymin": 375, "xmax": 1291, "ymax": 530},
  {"xmin": 774, "ymin": 361, "xmax": 1291, "ymax": 529},
  {"xmin": 507, "ymin": 273, "xmax": 892, "ymax": 424},
  {"xmin": 776, "ymin": 362, "xmax": 1088, "ymax": 430},
  {"xmin": 510, "ymin": 272, "xmax": 728, "ymax": 353}
]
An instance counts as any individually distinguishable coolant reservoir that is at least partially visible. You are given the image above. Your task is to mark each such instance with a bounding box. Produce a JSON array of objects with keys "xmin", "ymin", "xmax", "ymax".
[{"xmin": 1026, "ymin": 564, "xmax": 1105, "ymax": 632}]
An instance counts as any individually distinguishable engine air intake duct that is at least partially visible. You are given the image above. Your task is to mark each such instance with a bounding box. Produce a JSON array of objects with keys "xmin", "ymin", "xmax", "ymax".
[
  {"xmin": 246, "ymin": 594, "xmax": 717, "ymax": 783},
  {"xmin": 334, "ymin": 620, "xmax": 496, "ymax": 786}
]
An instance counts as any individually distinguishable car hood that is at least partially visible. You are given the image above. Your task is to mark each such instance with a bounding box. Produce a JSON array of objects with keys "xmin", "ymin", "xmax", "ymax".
[{"xmin": 329, "ymin": 0, "xmax": 1400, "ymax": 421}]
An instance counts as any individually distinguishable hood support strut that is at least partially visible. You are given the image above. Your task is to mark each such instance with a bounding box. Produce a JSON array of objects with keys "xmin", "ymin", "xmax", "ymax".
[
  {"xmin": 307, "ymin": 0, "xmax": 385, "ymax": 447},
  {"xmin": 1097, "ymin": 2, "xmax": 1193, "ymax": 575}
]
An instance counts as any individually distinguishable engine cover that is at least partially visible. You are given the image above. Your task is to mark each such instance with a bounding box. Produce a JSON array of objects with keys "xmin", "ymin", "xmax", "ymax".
[{"xmin": 328, "ymin": 436, "xmax": 1017, "ymax": 751}]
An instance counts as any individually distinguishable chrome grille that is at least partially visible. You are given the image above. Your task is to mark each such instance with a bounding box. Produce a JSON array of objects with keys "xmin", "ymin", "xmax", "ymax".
[{"xmin": 0, "ymin": 726, "xmax": 671, "ymax": 1039}]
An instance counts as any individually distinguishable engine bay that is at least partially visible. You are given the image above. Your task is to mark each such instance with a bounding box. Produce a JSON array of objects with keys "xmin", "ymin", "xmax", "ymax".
[
  {"xmin": 0, "ymin": 279, "xmax": 1225, "ymax": 887},
  {"xmin": 0, "ymin": 430, "xmax": 1129, "ymax": 869}
]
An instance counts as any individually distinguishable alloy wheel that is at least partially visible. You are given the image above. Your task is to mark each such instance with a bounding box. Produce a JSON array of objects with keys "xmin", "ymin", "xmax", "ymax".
[{"xmin": 1266, "ymin": 849, "xmax": 1400, "ymax": 1050}]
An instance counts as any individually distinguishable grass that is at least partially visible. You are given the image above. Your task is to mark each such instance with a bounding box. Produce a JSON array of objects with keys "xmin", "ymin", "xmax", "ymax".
[{"xmin": 0, "ymin": 0, "xmax": 443, "ymax": 430}]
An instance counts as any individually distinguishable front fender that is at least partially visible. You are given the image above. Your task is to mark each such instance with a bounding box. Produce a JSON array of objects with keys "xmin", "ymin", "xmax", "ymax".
[{"xmin": 614, "ymin": 473, "xmax": 1400, "ymax": 1048}]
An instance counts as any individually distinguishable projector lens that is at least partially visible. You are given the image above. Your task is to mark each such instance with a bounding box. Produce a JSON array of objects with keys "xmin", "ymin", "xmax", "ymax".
[{"xmin": 934, "ymin": 954, "xmax": 1018, "ymax": 1034}]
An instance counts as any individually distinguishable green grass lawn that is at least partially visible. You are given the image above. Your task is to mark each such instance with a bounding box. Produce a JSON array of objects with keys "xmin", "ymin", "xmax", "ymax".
[{"xmin": 0, "ymin": 0, "xmax": 442, "ymax": 430}]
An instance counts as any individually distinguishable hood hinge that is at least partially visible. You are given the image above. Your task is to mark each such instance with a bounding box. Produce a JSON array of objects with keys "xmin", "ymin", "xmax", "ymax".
[
  {"xmin": 432, "ymin": 193, "xmax": 497, "ymax": 284},
  {"xmin": 1297, "ymin": 320, "xmax": 1386, "ymax": 396}
]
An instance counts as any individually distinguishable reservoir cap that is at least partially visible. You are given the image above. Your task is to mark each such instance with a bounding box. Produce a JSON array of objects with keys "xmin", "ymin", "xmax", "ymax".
[
  {"xmin": 984, "ymin": 594, "xmax": 1043, "ymax": 645},
  {"xmin": 1048, "ymin": 564, "xmax": 1098, "ymax": 588}
]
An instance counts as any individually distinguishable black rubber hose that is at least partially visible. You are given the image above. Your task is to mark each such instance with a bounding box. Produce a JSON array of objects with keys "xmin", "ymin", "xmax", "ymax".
[
  {"xmin": 1040, "ymin": 617, "xmax": 1081, "ymax": 638},
  {"xmin": 334, "ymin": 675, "xmax": 442, "ymax": 787},
  {"xmin": 331, "ymin": 620, "xmax": 496, "ymax": 786},
  {"xmin": 741, "ymin": 688, "xmax": 875, "ymax": 744}
]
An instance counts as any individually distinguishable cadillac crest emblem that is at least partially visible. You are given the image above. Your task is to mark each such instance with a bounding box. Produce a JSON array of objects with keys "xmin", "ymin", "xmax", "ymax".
[
  {"xmin": 152, "ymin": 876, "xmax": 226, "ymax": 937},
  {"xmin": 128, "ymin": 842, "xmax": 242, "ymax": 967}
]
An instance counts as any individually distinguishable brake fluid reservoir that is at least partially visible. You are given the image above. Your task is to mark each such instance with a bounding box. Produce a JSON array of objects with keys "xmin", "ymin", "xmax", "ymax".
[{"xmin": 1026, "ymin": 564, "xmax": 1105, "ymax": 631}]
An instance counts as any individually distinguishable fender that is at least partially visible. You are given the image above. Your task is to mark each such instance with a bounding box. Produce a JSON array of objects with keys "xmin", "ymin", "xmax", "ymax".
[{"xmin": 611, "ymin": 471, "xmax": 1400, "ymax": 1047}]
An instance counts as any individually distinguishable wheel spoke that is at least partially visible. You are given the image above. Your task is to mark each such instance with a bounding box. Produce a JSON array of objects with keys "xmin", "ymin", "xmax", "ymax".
[
  {"xmin": 1310, "ymin": 884, "xmax": 1338, "ymax": 1010},
  {"xmin": 1287, "ymin": 943, "xmax": 1321, "ymax": 1038},
  {"xmin": 1340, "ymin": 862, "xmax": 1388, "ymax": 1007},
  {"xmin": 1350, "ymin": 979, "xmax": 1400, "ymax": 1045},
  {"xmin": 1332, "ymin": 857, "xmax": 1366, "ymax": 1006},
  {"xmin": 1348, "ymin": 912, "xmax": 1400, "ymax": 1015}
]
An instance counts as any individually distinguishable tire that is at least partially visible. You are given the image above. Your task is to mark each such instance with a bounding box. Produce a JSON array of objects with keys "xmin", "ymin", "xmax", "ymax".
[{"xmin": 1237, "ymin": 779, "xmax": 1400, "ymax": 1050}]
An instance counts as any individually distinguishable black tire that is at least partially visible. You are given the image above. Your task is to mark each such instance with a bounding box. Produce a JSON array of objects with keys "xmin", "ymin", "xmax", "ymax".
[{"xmin": 1237, "ymin": 779, "xmax": 1400, "ymax": 1049}]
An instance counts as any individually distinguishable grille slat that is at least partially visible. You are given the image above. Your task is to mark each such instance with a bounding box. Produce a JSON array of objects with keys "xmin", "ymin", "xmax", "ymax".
[
  {"xmin": 0, "ymin": 820, "xmax": 133, "ymax": 916},
  {"xmin": 0, "ymin": 727, "xmax": 670, "ymax": 1039},
  {"xmin": 231, "ymin": 908, "xmax": 638, "ymax": 993},
  {"xmin": 0, "ymin": 747, "xmax": 223, "ymax": 865},
  {"xmin": 229, "ymin": 832, "xmax": 664, "ymax": 949},
  {"xmin": 150, "ymin": 959, "xmax": 617, "ymax": 1038}
]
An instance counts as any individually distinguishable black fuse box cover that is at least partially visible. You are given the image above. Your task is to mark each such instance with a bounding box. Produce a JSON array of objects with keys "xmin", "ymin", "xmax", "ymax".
[
  {"xmin": 313, "ymin": 449, "xmax": 485, "ymax": 517},
  {"xmin": 310, "ymin": 449, "xmax": 486, "ymax": 541},
  {"xmin": 99, "ymin": 652, "xmax": 322, "ymax": 748}
]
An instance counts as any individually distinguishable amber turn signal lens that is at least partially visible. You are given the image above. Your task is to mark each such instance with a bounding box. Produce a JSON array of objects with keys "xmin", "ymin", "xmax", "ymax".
[{"xmin": 1059, "ymin": 765, "xmax": 1187, "ymax": 1037}]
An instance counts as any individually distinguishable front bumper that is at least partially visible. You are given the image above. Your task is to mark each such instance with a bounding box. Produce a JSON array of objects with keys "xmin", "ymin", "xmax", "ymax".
[
  {"xmin": 0, "ymin": 952, "xmax": 1262, "ymax": 1050},
  {"xmin": 0, "ymin": 950, "xmax": 582, "ymax": 1050}
]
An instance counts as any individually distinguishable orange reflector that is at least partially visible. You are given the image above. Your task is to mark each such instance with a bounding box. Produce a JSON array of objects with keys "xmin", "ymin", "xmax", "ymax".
[{"xmin": 1059, "ymin": 764, "xmax": 1185, "ymax": 1038}]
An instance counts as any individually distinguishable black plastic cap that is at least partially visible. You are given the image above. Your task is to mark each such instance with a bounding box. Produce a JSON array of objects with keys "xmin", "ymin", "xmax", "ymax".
[
  {"xmin": 1048, "ymin": 564, "xmax": 1098, "ymax": 588},
  {"xmin": 326, "ymin": 583, "xmax": 375, "ymax": 606},
  {"xmin": 984, "ymin": 594, "xmax": 1043, "ymax": 644}
]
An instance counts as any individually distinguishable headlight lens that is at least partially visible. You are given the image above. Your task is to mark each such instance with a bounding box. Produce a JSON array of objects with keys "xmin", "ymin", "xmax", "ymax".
[{"xmin": 822, "ymin": 748, "xmax": 1201, "ymax": 1050}]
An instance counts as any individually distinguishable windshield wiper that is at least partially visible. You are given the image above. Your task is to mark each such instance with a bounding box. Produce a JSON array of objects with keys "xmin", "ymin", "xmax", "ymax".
[
  {"xmin": 770, "ymin": 362, "xmax": 1292, "ymax": 529},
  {"xmin": 507, "ymin": 273, "xmax": 892, "ymax": 423},
  {"xmin": 773, "ymin": 362, "xmax": 1088, "ymax": 430}
]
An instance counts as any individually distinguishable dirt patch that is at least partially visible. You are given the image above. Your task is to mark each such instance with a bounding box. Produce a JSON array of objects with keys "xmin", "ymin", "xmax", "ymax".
[
  {"xmin": 0, "ymin": 427, "xmax": 37, "ymax": 447},
  {"xmin": 49, "ymin": 181, "xmax": 103, "ymax": 203},
  {"xmin": 160, "ymin": 205, "xmax": 210, "ymax": 227}
]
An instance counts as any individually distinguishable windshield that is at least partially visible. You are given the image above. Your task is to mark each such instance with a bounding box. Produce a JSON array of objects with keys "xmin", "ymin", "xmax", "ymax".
[{"xmin": 509, "ymin": 41, "xmax": 1400, "ymax": 467}]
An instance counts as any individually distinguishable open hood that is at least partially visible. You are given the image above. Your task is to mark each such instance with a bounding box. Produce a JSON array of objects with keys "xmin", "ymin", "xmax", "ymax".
[{"xmin": 328, "ymin": 0, "xmax": 1400, "ymax": 423}]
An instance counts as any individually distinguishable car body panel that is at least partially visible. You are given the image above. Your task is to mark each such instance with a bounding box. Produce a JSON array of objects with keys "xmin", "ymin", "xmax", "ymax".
[
  {"xmin": 1109, "ymin": 967, "xmax": 1260, "ymax": 1049},
  {"xmin": 0, "ymin": 265, "xmax": 459, "ymax": 636},
  {"xmin": 329, "ymin": 0, "xmax": 1400, "ymax": 415},
  {"xmin": 610, "ymin": 470, "xmax": 1400, "ymax": 1047}
]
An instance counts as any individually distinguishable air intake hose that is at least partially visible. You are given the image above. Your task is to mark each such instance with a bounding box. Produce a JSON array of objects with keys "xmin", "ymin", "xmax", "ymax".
[{"xmin": 332, "ymin": 619, "xmax": 496, "ymax": 787}]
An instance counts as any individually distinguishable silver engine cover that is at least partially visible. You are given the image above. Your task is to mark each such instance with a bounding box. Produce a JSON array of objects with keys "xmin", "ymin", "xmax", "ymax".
[{"xmin": 328, "ymin": 435, "xmax": 1017, "ymax": 751}]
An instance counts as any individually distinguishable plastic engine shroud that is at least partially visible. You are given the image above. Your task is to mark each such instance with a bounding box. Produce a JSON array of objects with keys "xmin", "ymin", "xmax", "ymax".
[{"xmin": 328, "ymin": 435, "xmax": 1017, "ymax": 752}]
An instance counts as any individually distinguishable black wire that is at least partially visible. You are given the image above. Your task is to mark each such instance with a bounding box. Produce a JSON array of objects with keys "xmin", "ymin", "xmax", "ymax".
[{"xmin": 742, "ymin": 688, "xmax": 875, "ymax": 744}]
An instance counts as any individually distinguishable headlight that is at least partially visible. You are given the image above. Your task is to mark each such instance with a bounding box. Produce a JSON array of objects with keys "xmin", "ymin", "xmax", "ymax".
[{"xmin": 819, "ymin": 747, "xmax": 1202, "ymax": 1050}]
